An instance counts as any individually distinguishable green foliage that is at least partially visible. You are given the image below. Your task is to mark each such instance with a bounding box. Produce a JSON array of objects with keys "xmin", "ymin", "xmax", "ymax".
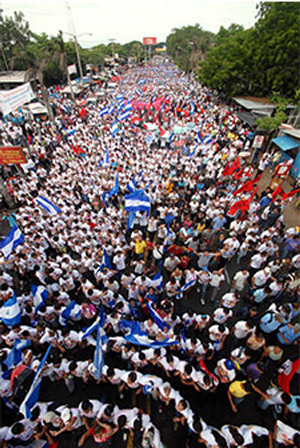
[
  {"xmin": 199, "ymin": 2, "xmax": 300, "ymax": 100},
  {"xmin": 199, "ymin": 27, "xmax": 254, "ymax": 97},
  {"xmin": 0, "ymin": 11, "xmax": 32, "ymax": 70},
  {"xmin": 256, "ymin": 111, "xmax": 287, "ymax": 132},
  {"xmin": 166, "ymin": 24, "xmax": 215, "ymax": 72},
  {"xmin": 252, "ymin": 2, "xmax": 300, "ymax": 99},
  {"xmin": 43, "ymin": 61, "xmax": 64, "ymax": 87},
  {"xmin": 256, "ymin": 93, "xmax": 288, "ymax": 131}
]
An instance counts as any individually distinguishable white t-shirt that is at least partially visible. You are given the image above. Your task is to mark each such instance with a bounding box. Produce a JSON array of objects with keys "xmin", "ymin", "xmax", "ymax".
[
  {"xmin": 233, "ymin": 271, "xmax": 249, "ymax": 291},
  {"xmin": 274, "ymin": 420, "xmax": 300, "ymax": 444},
  {"xmin": 240, "ymin": 425, "xmax": 269, "ymax": 445}
]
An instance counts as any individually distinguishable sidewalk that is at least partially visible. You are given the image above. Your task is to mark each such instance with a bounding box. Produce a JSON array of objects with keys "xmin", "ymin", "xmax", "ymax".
[{"xmin": 257, "ymin": 168, "xmax": 300, "ymax": 228}]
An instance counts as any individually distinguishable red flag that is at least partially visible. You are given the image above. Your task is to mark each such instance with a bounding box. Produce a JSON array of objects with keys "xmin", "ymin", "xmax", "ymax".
[
  {"xmin": 233, "ymin": 179, "xmax": 255, "ymax": 196},
  {"xmin": 244, "ymin": 167, "xmax": 252, "ymax": 177},
  {"xmin": 271, "ymin": 184, "xmax": 284, "ymax": 202},
  {"xmin": 233, "ymin": 173, "xmax": 262, "ymax": 196},
  {"xmin": 222, "ymin": 157, "xmax": 241, "ymax": 176},
  {"xmin": 79, "ymin": 108, "xmax": 87, "ymax": 118},
  {"xmin": 76, "ymin": 145, "xmax": 86, "ymax": 155},
  {"xmin": 278, "ymin": 358, "xmax": 300, "ymax": 394},
  {"xmin": 248, "ymin": 185, "xmax": 260, "ymax": 203},
  {"xmin": 233, "ymin": 168, "xmax": 244, "ymax": 180},
  {"xmin": 221, "ymin": 161, "xmax": 231, "ymax": 176},
  {"xmin": 280, "ymin": 187, "xmax": 300, "ymax": 200},
  {"xmin": 71, "ymin": 144, "xmax": 85, "ymax": 156},
  {"xmin": 228, "ymin": 199, "xmax": 250, "ymax": 216},
  {"xmin": 255, "ymin": 173, "xmax": 263, "ymax": 183}
]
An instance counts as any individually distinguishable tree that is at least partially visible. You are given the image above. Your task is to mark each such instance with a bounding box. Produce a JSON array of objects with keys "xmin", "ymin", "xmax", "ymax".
[
  {"xmin": 252, "ymin": 2, "xmax": 300, "ymax": 99},
  {"xmin": 256, "ymin": 94, "xmax": 288, "ymax": 132},
  {"xmin": 198, "ymin": 26, "xmax": 254, "ymax": 97},
  {"xmin": 166, "ymin": 24, "xmax": 215, "ymax": 72},
  {"xmin": 199, "ymin": 3, "xmax": 300, "ymax": 100},
  {"xmin": 0, "ymin": 11, "xmax": 32, "ymax": 70}
]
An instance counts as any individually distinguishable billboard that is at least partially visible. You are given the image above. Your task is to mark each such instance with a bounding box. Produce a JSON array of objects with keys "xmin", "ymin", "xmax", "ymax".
[
  {"xmin": 143, "ymin": 37, "xmax": 157, "ymax": 46},
  {"xmin": 0, "ymin": 146, "xmax": 27, "ymax": 165}
]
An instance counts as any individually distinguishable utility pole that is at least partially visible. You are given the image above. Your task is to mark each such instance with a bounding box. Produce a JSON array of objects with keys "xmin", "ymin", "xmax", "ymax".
[
  {"xmin": 0, "ymin": 4, "xmax": 9, "ymax": 70},
  {"xmin": 73, "ymin": 34, "xmax": 84, "ymax": 84},
  {"xmin": 108, "ymin": 39, "xmax": 116, "ymax": 60}
]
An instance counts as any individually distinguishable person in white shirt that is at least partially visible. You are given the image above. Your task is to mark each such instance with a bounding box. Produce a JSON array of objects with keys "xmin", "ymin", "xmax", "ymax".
[
  {"xmin": 208, "ymin": 269, "xmax": 225, "ymax": 303},
  {"xmin": 232, "ymin": 269, "xmax": 250, "ymax": 294}
]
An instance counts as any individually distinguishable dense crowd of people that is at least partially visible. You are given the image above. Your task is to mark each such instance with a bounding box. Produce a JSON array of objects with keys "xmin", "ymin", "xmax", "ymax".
[{"xmin": 0, "ymin": 59, "xmax": 299, "ymax": 447}]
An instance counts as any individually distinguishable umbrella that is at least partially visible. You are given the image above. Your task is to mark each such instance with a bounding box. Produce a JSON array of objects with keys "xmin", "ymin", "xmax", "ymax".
[{"xmin": 239, "ymin": 151, "xmax": 251, "ymax": 158}]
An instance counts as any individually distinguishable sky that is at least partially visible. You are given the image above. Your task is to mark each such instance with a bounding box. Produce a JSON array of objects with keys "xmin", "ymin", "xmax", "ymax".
[{"xmin": 2, "ymin": 0, "xmax": 259, "ymax": 47}]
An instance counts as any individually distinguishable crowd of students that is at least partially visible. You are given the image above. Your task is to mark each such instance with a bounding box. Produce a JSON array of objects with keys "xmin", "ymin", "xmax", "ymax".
[{"xmin": 0, "ymin": 59, "xmax": 300, "ymax": 447}]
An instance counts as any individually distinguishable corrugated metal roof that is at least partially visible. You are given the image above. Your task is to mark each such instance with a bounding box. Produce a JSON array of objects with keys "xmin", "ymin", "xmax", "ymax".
[
  {"xmin": 233, "ymin": 96, "xmax": 276, "ymax": 111},
  {"xmin": 272, "ymin": 135, "xmax": 300, "ymax": 151},
  {"xmin": 0, "ymin": 71, "xmax": 30, "ymax": 83},
  {"xmin": 236, "ymin": 111, "xmax": 258, "ymax": 127},
  {"xmin": 282, "ymin": 128, "xmax": 300, "ymax": 140}
]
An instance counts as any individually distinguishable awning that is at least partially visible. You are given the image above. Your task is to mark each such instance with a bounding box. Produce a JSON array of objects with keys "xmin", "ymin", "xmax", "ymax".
[
  {"xmin": 272, "ymin": 135, "xmax": 300, "ymax": 152},
  {"xmin": 236, "ymin": 111, "xmax": 258, "ymax": 128}
]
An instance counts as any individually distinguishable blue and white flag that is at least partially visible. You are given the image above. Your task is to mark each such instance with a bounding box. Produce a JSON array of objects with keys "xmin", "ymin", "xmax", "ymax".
[
  {"xmin": 99, "ymin": 107, "xmax": 109, "ymax": 117},
  {"xmin": 0, "ymin": 226, "xmax": 24, "ymax": 259},
  {"xmin": 61, "ymin": 300, "xmax": 81, "ymax": 325},
  {"xmin": 187, "ymin": 146, "xmax": 197, "ymax": 157},
  {"xmin": 125, "ymin": 190, "xmax": 150, "ymax": 213},
  {"xmin": 150, "ymin": 271, "xmax": 164, "ymax": 293},
  {"xmin": 163, "ymin": 225, "xmax": 172, "ymax": 253},
  {"xmin": 202, "ymin": 135, "xmax": 213, "ymax": 146},
  {"xmin": 99, "ymin": 148, "xmax": 110, "ymax": 167},
  {"xmin": 111, "ymin": 120, "xmax": 119, "ymax": 137},
  {"xmin": 0, "ymin": 294, "xmax": 21, "ymax": 327},
  {"xmin": 31, "ymin": 285, "xmax": 48, "ymax": 316},
  {"xmin": 35, "ymin": 196, "xmax": 61, "ymax": 215},
  {"xmin": 176, "ymin": 279, "xmax": 196, "ymax": 300},
  {"xmin": 80, "ymin": 307, "xmax": 105, "ymax": 341},
  {"xmin": 164, "ymin": 213, "xmax": 175, "ymax": 227},
  {"xmin": 124, "ymin": 102, "xmax": 133, "ymax": 112},
  {"xmin": 146, "ymin": 302, "xmax": 170, "ymax": 331},
  {"xmin": 126, "ymin": 211, "xmax": 136, "ymax": 233},
  {"xmin": 146, "ymin": 133, "xmax": 155, "ymax": 145},
  {"xmin": 127, "ymin": 178, "xmax": 137, "ymax": 193},
  {"xmin": 20, "ymin": 344, "xmax": 51, "ymax": 419},
  {"xmin": 104, "ymin": 148, "xmax": 110, "ymax": 164},
  {"xmin": 101, "ymin": 191, "xmax": 109, "ymax": 207},
  {"xmin": 119, "ymin": 320, "xmax": 178, "ymax": 348},
  {"xmin": 99, "ymin": 248, "xmax": 113, "ymax": 271},
  {"xmin": 138, "ymin": 79, "xmax": 145, "ymax": 86},
  {"xmin": 195, "ymin": 132, "xmax": 203, "ymax": 145},
  {"xmin": 108, "ymin": 104, "xmax": 115, "ymax": 115},
  {"xmin": 139, "ymin": 170, "xmax": 145, "ymax": 182},
  {"xmin": 190, "ymin": 101, "xmax": 196, "ymax": 115},
  {"xmin": 108, "ymin": 173, "xmax": 119, "ymax": 198},
  {"xmin": 117, "ymin": 99, "xmax": 125, "ymax": 111},
  {"xmin": 92, "ymin": 324, "xmax": 105, "ymax": 380},
  {"xmin": 142, "ymin": 181, "xmax": 152, "ymax": 191},
  {"xmin": 4, "ymin": 339, "xmax": 31, "ymax": 370},
  {"xmin": 116, "ymin": 93, "xmax": 123, "ymax": 101},
  {"xmin": 118, "ymin": 109, "xmax": 131, "ymax": 121}
]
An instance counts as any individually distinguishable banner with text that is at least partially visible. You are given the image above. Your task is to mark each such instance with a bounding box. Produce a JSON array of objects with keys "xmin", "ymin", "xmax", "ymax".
[
  {"xmin": 0, "ymin": 83, "xmax": 35, "ymax": 116},
  {"xmin": 0, "ymin": 146, "xmax": 27, "ymax": 165}
]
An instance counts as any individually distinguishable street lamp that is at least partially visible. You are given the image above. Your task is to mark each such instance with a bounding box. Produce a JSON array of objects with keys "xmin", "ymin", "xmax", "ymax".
[{"xmin": 62, "ymin": 31, "xmax": 93, "ymax": 85}]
